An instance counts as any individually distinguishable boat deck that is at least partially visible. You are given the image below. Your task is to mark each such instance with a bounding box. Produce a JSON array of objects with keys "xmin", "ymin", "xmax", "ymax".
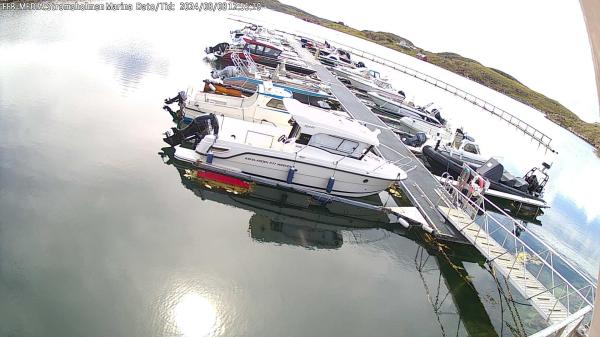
[{"xmin": 294, "ymin": 44, "xmax": 467, "ymax": 243}]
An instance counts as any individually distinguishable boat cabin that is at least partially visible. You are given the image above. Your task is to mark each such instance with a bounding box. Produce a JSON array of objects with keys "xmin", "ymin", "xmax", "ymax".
[
  {"xmin": 283, "ymin": 99, "xmax": 380, "ymax": 159},
  {"xmin": 243, "ymin": 39, "xmax": 282, "ymax": 59}
]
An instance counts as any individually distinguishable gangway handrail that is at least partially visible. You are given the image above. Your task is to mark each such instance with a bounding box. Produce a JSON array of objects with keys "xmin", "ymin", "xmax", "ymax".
[
  {"xmin": 282, "ymin": 29, "xmax": 555, "ymax": 152},
  {"xmin": 439, "ymin": 181, "xmax": 596, "ymax": 316},
  {"xmin": 459, "ymin": 180, "xmax": 597, "ymax": 288}
]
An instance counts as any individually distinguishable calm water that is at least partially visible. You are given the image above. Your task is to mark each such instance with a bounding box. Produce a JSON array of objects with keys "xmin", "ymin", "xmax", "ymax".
[{"xmin": 0, "ymin": 8, "xmax": 596, "ymax": 337}]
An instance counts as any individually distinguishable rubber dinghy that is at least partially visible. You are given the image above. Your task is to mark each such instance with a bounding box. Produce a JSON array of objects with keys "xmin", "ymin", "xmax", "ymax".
[{"xmin": 421, "ymin": 145, "xmax": 548, "ymax": 203}]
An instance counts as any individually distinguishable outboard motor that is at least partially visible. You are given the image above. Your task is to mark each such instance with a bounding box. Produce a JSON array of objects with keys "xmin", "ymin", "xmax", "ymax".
[
  {"xmin": 355, "ymin": 61, "xmax": 366, "ymax": 68},
  {"xmin": 163, "ymin": 91, "xmax": 187, "ymax": 121},
  {"xmin": 163, "ymin": 114, "xmax": 218, "ymax": 147},
  {"xmin": 210, "ymin": 66, "xmax": 240, "ymax": 79},
  {"xmin": 205, "ymin": 42, "xmax": 230, "ymax": 55},
  {"xmin": 432, "ymin": 109, "xmax": 446, "ymax": 125},
  {"xmin": 164, "ymin": 91, "xmax": 187, "ymax": 105}
]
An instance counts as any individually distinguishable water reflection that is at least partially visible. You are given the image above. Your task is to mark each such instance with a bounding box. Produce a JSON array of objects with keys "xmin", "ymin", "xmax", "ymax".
[
  {"xmin": 157, "ymin": 281, "xmax": 224, "ymax": 337},
  {"xmin": 101, "ymin": 40, "xmax": 169, "ymax": 92},
  {"xmin": 160, "ymin": 148, "xmax": 547, "ymax": 336},
  {"xmin": 173, "ymin": 292, "xmax": 218, "ymax": 337}
]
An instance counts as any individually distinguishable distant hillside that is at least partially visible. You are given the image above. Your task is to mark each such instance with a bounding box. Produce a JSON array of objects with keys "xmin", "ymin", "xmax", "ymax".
[{"xmin": 235, "ymin": 0, "xmax": 600, "ymax": 156}]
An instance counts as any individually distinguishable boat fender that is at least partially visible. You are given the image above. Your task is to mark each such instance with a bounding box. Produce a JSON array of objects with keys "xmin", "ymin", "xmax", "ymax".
[
  {"xmin": 286, "ymin": 167, "xmax": 297, "ymax": 184},
  {"xmin": 326, "ymin": 177, "xmax": 335, "ymax": 193},
  {"xmin": 469, "ymin": 175, "xmax": 485, "ymax": 196},
  {"xmin": 206, "ymin": 152, "xmax": 214, "ymax": 164}
]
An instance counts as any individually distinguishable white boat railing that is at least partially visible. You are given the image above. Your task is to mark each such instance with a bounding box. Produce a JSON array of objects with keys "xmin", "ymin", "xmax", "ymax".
[{"xmin": 437, "ymin": 175, "xmax": 596, "ymax": 329}]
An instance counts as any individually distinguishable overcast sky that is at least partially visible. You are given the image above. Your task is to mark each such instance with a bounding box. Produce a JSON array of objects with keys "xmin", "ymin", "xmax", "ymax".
[{"xmin": 280, "ymin": 0, "xmax": 600, "ymax": 122}]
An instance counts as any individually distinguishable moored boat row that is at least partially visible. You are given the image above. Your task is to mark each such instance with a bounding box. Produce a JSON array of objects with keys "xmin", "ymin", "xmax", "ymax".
[{"xmin": 161, "ymin": 23, "xmax": 551, "ymax": 217}]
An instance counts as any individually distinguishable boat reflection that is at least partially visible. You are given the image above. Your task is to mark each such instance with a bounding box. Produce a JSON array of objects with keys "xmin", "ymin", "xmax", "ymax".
[
  {"xmin": 161, "ymin": 148, "xmax": 537, "ymax": 336},
  {"xmin": 162, "ymin": 148, "xmax": 401, "ymax": 243}
]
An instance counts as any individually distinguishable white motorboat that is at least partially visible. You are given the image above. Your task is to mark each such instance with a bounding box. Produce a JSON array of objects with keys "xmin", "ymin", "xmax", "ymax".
[
  {"xmin": 399, "ymin": 115, "xmax": 453, "ymax": 142},
  {"xmin": 437, "ymin": 131, "xmax": 490, "ymax": 166},
  {"xmin": 182, "ymin": 83, "xmax": 294, "ymax": 128},
  {"xmin": 366, "ymin": 91, "xmax": 407, "ymax": 114},
  {"xmin": 333, "ymin": 67, "xmax": 404, "ymax": 98},
  {"xmin": 379, "ymin": 102, "xmax": 453, "ymax": 142},
  {"xmin": 167, "ymin": 99, "xmax": 407, "ymax": 197}
]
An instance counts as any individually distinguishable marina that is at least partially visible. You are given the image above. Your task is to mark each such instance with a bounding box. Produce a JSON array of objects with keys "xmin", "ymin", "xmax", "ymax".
[
  {"xmin": 1, "ymin": 8, "xmax": 598, "ymax": 337},
  {"xmin": 183, "ymin": 22, "xmax": 597, "ymax": 336}
]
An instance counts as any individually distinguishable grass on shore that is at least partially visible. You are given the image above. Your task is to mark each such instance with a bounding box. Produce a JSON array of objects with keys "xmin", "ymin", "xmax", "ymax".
[{"xmin": 237, "ymin": 0, "xmax": 600, "ymax": 156}]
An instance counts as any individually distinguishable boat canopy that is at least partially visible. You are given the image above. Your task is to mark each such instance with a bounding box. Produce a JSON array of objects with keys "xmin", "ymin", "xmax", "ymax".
[
  {"xmin": 283, "ymin": 98, "xmax": 381, "ymax": 146},
  {"xmin": 243, "ymin": 38, "xmax": 282, "ymax": 58}
]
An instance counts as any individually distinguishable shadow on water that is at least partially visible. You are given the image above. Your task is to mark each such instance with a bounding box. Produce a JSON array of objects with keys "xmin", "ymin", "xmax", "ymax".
[{"xmin": 159, "ymin": 147, "xmax": 546, "ymax": 337}]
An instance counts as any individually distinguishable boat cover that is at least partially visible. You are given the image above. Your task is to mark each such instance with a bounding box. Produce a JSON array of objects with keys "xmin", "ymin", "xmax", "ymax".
[{"xmin": 476, "ymin": 158, "xmax": 504, "ymax": 182}]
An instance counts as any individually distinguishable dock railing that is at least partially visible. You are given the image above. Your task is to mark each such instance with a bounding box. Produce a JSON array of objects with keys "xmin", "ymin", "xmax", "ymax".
[
  {"xmin": 437, "ymin": 176, "xmax": 596, "ymax": 334},
  {"xmin": 284, "ymin": 30, "xmax": 555, "ymax": 153}
]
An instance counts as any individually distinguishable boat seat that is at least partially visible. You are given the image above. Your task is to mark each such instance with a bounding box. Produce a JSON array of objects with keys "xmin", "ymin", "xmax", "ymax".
[
  {"xmin": 512, "ymin": 177, "xmax": 530, "ymax": 192},
  {"xmin": 500, "ymin": 172, "xmax": 516, "ymax": 187}
]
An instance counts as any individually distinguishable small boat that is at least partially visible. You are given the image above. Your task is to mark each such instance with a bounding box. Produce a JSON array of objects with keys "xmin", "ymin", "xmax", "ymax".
[
  {"xmin": 217, "ymin": 39, "xmax": 316, "ymax": 76},
  {"xmin": 220, "ymin": 75, "xmax": 337, "ymax": 109},
  {"xmin": 377, "ymin": 108, "xmax": 453, "ymax": 144},
  {"xmin": 436, "ymin": 130, "xmax": 488, "ymax": 166},
  {"xmin": 332, "ymin": 67, "xmax": 404, "ymax": 99},
  {"xmin": 366, "ymin": 91, "xmax": 407, "ymax": 114},
  {"xmin": 422, "ymin": 145, "xmax": 549, "ymax": 205},
  {"xmin": 165, "ymin": 99, "xmax": 407, "ymax": 197},
  {"xmin": 180, "ymin": 83, "xmax": 293, "ymax": 127}
]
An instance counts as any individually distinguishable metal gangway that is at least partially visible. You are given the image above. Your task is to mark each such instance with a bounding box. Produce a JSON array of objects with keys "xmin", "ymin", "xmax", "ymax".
[{"xmin": 434, "ymin": 172, "xmax": 596, "ymax": 336}]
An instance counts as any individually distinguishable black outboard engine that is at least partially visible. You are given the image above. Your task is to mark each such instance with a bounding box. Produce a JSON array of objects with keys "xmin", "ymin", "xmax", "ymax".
[
  {"xmin": 205, "ymin": 42, "xmax": 230, "ymax": 55},
  {"xmin": 432, "ymin": 109, "xmax": 446, "ymax": 125},
  {"xmin": 163, "ymin": 91, "xmax": 187, "ymax": 121},
  {"xmin": 164, "ymin": 91, "xmax": 187, "ymax": 105},
  {"xmin": 355, "ymin": 61, "xmax": 366, "ymax": 68},
  {"xmin": 401, "ymin": 132, "xmax": 427, "ymax": 148},
  {"xmin": 163, "ymin": 114, "xmax": 218, "ymax": 147}
]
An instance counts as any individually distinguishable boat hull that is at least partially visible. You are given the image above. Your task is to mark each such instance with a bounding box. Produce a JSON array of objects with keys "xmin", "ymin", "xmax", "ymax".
[
  {"xmin": 219, "ymin": 52, "xmax": 316, "ymax": 75},
  {"xmin": 174, "ymin": 147, "xmax": 398, "ymax": 197},
  {"xmin": 399, "ymin": 117, "xmax": 452, "ymax": 140},
  {"xmin": 422, "ymin": 146, "xmax": 546, "ymax": 204}
]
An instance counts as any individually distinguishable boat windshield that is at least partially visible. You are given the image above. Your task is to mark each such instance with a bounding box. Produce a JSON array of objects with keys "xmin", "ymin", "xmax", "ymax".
[
  {"xmin": 239, "ymin": 92, "xmax": 259, "ymax": 108},
  {"xmin": 265, "ymin": 98, "xmax": 287, "ymax": 110},
  {"xmin": 368, "ymin": 70, "xmax": 380, "ymax": 79},
  {"xmin": 307, "ymin": 133, "xmax": 370, "ymax": 159}
]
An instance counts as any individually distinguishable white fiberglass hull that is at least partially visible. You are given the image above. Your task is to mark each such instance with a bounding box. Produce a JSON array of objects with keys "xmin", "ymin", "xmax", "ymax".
[
  {"xmin": 174, "ymin": 147, "xmax": 402, "ymax": 197},
  {"xmin": 183, "ymin": 94, "xmax": 291, "ymax": 129},
  {"xmin": 399, "ymin": 117, "xmax": 453, "ymax": 141},
  {"xmin": 367, "ymin": 91, "xmax": 404, "ymax": 114}
]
